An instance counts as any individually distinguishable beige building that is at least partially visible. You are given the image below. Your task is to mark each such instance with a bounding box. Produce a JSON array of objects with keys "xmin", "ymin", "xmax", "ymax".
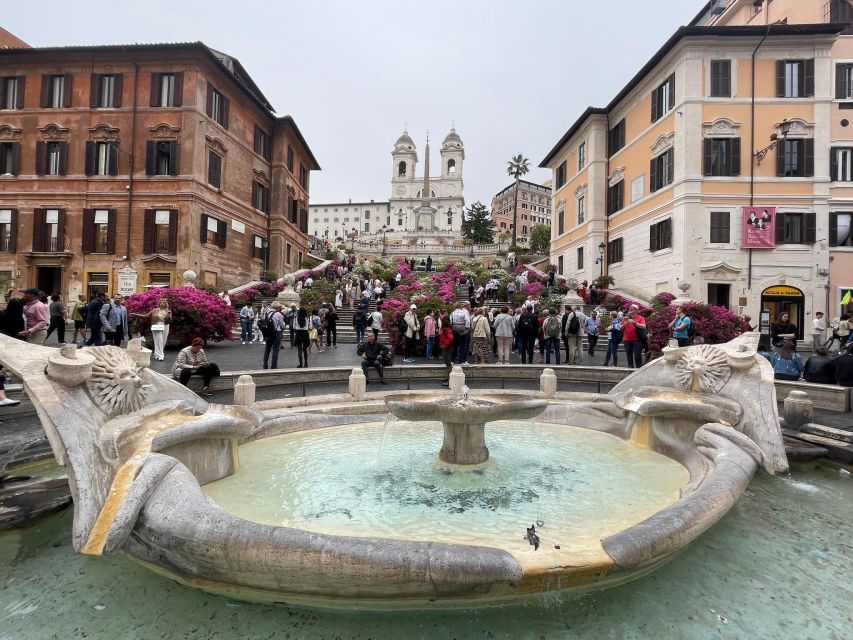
[{"xmin": 490, "ymin": 179, "xmax": 552, "ymax": 246}]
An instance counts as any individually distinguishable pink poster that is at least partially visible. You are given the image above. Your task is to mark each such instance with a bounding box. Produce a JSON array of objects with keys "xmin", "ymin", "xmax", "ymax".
[{"xmin": 742, "ymin": 207, "xmax": 776, "ymax": 249}]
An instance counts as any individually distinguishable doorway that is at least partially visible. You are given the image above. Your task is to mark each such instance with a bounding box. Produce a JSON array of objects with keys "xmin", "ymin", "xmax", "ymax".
[
  {"xmin": 760, "ymin": 285, "xmax": 805, "ymax": 340},
  {"xmin": 707, "ymin": 283, "xmax": 731, "ymax": 309},
  {"xmin": 36, "ymin": 266, "xmax": 62, "ymax": 296}
]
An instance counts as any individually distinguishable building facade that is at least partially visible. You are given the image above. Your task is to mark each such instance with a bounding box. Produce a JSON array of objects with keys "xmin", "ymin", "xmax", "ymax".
[
  {"xmin": 543, "ymin": 3, "xmax": 853, "ymax": 338},
  {"xmin": 0, "ymin": 39, "xmax": 319, "ymax": 300},
  {"xmin": 307, "ymin": 200, "xmax": 390, "ymax": 239},
  {"xmin": 490, "ymin": 179, "xmax": 552, "ymax": 246}
]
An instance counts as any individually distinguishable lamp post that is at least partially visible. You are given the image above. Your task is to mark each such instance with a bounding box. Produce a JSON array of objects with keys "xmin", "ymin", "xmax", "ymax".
[
  {"xmin": 754, "ymin": 119, "xmax": 792, "ymax": 166},
  {"xmin": 595, "ymin": 241, "xmax": 605, "ymax": 277},
  {"xmin": 261, "ymin": 238, "xmax": 270, "ymax": 281},
  {"xmin": 347, "ymin": 227, "xmax": 358, "ymax": 253},
  {"xmin": 381, "ymin": 225, "xmax": 388, "ymax": 256}
]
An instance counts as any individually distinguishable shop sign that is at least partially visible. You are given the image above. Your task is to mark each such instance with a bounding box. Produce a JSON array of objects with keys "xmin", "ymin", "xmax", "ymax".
[
  {"xmin": 761, "ymin": 285, "xmax": 803, "ymax": 298},
  {"xmin": 742, "ymin": 207, "xmax": 776, "ymax": 249},
  {"xmin": 117, "ymin": 266, "xmax": 138, "ymax": 297}
]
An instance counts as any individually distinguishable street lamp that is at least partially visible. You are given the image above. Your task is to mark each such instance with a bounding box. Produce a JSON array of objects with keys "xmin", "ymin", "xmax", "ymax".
[
  {"xmin": 754, "ymin": 119, "xmax": 792, "ymax": 166},
  {"xmin": 595, "ymin": 241, "xmax": 605, "ymax": 276},
  {"xmin": 381, "ymin": 225, "xmax": 388, "ymax": 256},
  {"xmin": 260, "ymin": 238, "xmax": 270, "ymax": 281},
  {"xmin": 347, "ymin": 227, "xmax": 358, "ymax": 253}
]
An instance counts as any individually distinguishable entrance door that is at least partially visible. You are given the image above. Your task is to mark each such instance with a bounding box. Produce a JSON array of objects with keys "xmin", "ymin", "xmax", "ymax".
[
  {"xmin": 760, "ymin": 285, "xmax": 805, "ymax": 340},
  {"xmin": 708, "ymin": 283, "xmax": 731, "ymax": 309},
  {"xmin": 36, "ymin": 266, "xmax": 62, "ymax": 296}
]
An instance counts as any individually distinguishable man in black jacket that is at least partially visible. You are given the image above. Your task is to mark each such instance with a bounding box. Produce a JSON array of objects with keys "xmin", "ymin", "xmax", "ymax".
[
  {"xmin": 835, "ymin": 345, "xmax": 853, "ymax": 387},
  {"xmin": 803, "ymin": 348, "xmax": 836, "ymax": 384},
  {"xmin": 358, "ymin": 332, "xmax": 388, "ymax": 384},
  {"xmin": 84, "ymin": 292, "xmax": 106, "ymax": 346}
]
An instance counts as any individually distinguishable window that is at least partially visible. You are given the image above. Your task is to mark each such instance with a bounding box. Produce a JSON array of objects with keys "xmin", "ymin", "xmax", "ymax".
[
  {"xmin": 41, "ymin": 74, "xmax": 71, "ymax": 108},
  {"xmin": 87, "ymin": 272, "xmax": 109, "ymax": 299},
  {"xmin": 254, "ymin": 126, "xmax": 271, "ymax": 161},
  {"xmin": 0, "ymin": 76, "xmax": 24, "ymax": 110},
  {"xmin": 447, "ymin": 158, "xmax": 456, "ymax": 174},
  {"xmin": 651, "ymin": 74, "xmax": 675, "ymax": 122},
  {"xmin": 90, "ymin": 73, "xmax": 121, "ymax": 108},
  {"xmin": 148, "ymin": 272, "xmax": 171, "ymax": 288},
  {"xmin": 150, "ymin": 72, "xmax": 183, "ymax": 107},
  {"xmin": 251, "ymin": 235, "xmax": 265, "ymax": 260},
  {"xmin": 775, "ymin": 212, "xmax": 815, "ymax": 244},
  {"xmin": 145, "ymin": 140, "xmax": 179, "ymax": 176},
  {"xmin": 836, "ymin": 63, "xmax": 853, "ymax": 100},
  {"xmin": 710, "ymin": 212, "xmax": 730, "ymax": 243},
  {"xmin": 649, "ymin": 218, "xmax": 672, "ymax": 252},
  {"xmin": 33, "ymin": 208, "xmax": 65, "ymax": 252},
  {"xmin": 556, "ymin": 161, "xmax": 567, "ymax": 188},
  {"xmin": 577, "ymin": 195, "xmax": 585, "ymax": 224},
  {"xmin": 831, "ymin": 147, "xmax": 853, "ymax": 181},
  {"xmin": 650, "ymin": 148, "xmax": 674, "ymax": 192},
  {"xmin": 577, "ymin": 246, "xmax": 584, "ymax": 270},
  {"xmin": 287, "ymin": 145, "xmax": 295, "ymax": 172},
  {"xmin": 607, "ymin": 238, "xmax": 623, "ymax": 264},
  {"xmin": 0, "ymin": 142, "xmax": 19, "ymax": 175},
  {"xmin": 286, "ymin": 243, "xmax": 292, "ymax": 265},
  {"xmin": 522, "ymin": 225, "xmax": 528, "ymax": 236},
  {"xmin": 703, "ymin": 138, "xmax": 741, "ymax": 176},
  {"xmin": 777, "ymin": 139, "xmax": 814, "ymax": 177},
  {"xmin": 300, "ymin": 163, "xmax": 309, "ymax": 189},
  {"xmin": 557, "ymin": 207, "xmax": 565, "ymax": 235},
  {"xmin": 208, "ymin": 151, "xmax": 222, "ymax": 188},
  {"xmin": 776, "ymin": 60, "xmax": 814, "ymax": 98},
  {"xmin": 35, "ymin": 141, "xmax": 67, "ymax": 176},
  {"xmin": 558, "ymin": 255, "xmax": 564, "ymax": 275},
  {"xmin": 710, "ymin": 60, "xmax": 731, "ymax": 98},
  {"xmin": 206, "ymin": 84, "xmax": 229, "ymax": 128},
  {"xmin": 82, "ymin": 209, "xmax": 115, "ymax": 254},
  {"xmin": 607, "ymin": 180, "xmax": 624, "ymax": 215},
  {"xmin": 252, "ymin": 181, "xmax": 270, "ymax": 213},
  {"xmin": 200, "ymin": 213, "xmax": 227, "ymax": 248},
  {"xmin": 144, "ymin": 209, "xmax": 178, "ymax": 254},
  {"xmin": 0, "ymin": 209, "xmax": 17, "ymax": 252},
  {"xmin": 578, "ymin": 142, "xmax": 586, "ymax": 171},
  {"xmin": 84, "ymin": 141, "xmax": 118, "ymax": 176},
  {"xmin": 830, "ymin": 212, "xmax": 853, "ymax": 247},
  {"xmin": 608, "ymin": 119, "xmax": 626, "ymax": 156}
]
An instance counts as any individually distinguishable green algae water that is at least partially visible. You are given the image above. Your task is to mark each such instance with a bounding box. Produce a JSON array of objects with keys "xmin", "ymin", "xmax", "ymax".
[{"xmin": 1, "ymin": 463, "xmax": 851, "ymax": 639}]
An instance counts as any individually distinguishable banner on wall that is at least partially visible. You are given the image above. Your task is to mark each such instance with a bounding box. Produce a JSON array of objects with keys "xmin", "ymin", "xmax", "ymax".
[{"xmin": 742, "ymin": 206, "xmax": 776, "ymax": 249}]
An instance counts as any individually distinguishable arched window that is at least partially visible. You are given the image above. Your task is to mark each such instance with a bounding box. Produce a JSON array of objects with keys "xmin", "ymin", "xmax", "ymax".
[
  {"xmin": 398, "ymin": 161, "xmax": 406, "ymax": 177},
  {"xmin": 447, "ymin": 158, "xmax": 456, "ymax": 174}
]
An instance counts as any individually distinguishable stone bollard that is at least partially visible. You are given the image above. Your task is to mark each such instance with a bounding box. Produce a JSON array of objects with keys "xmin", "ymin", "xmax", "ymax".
[
  {"xmin": 449, "ymin": 365, "xmax": 465, "ymax": 395},
  {"xmin": 540, "ymin": 368, "xmax": 557, "ymax": 398},
  {"xmin": 234, "ymin": 375, "xmax": 256, "ymax": 406},
  {"xmin": 783, "ymin": 390, "xmax": 813, "ymax": 431},
  {"xmin": 349, "ymin": 367, "xmax": 366, "ymax": 401}
]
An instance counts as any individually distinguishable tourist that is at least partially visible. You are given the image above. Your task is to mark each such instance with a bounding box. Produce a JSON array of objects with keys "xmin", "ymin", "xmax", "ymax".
[
  {"xmin": 309, "ymin": 309, "xmax": 324, "ymax": 353},
  {"xmin": 283, "ymin": 304, "xmax": 297, "ymax": 348},
  {"xmin": 757, "ymin": 344, "xmax": 773, "ymax": 362},
  {"xmin": 426, "ymin": 255, "xmax": 433, "ymax": 272},
  {"xmin": 44, "ymin": 293, "xmax": 67, "ymax": 344},
  {"xmin": 803, "ymin": 348, "xmax": 836, "ymax": 384},
  {"xmin": 834, "ymin": 345, "xmax": 853, "ymax": 387},
  {"xmin": 304, "ymin": 275, "xmax": 314, "ymax": 289},
  {"xmin": 468, "ymin": 279, "xmax": 475, "ymax": 303},
  {"xmin": 358, "ymin": 331, "xmax": 388, "ymax": 384},
  {"xmin": 516, "ymin": 304, "xmax": 538, "ymax": 365},
  {"xmin": 424, "ymin": 310, "xmax": 437, "ymax": 360},
  {"xmin": 603, "ymin": 311, "xmax": 622, "ymax": 366},
  {"xmin": 18, "ymin": 288, "xmax": 48, "ymax": 344},
  {"xmin": 621, "ymin": 305, "xmax": 646, "ymax": 369},
  {"xmin": 402, "ymin": 304, "xmax": 421, "ymax": 363},
  {"xmin": 99, "ymin": 293, "xmax": 128, "ymax": 346},
  {"xmin": 438, "ymin": 311, "xmax": 455, "ymax": 385},
  {"xmin": 771, "ymin": 312, "xmax": 798, "ymax": 350},
  {"xmin": 370, "ymin": 306, "xmax": 384, "ymax": 339},
  {"xmin": 771, "ymin": 341, "xmax": 804, "ymax": 381},
  {"xmin": 543, "ymin": 308, "xmax": 562, "ymax": 365},
  {"xmin": 493, "ymin": 306, "xmax": 514, "ymax": 364},
  {"xmin": 344, "ymin": 281, "xmax": 353, "ymax": 309},
  {"xmin": 669, "ymin": 307, "xmax": 692, "ymax": 348},
  {"xmin": 293, "ymin": 306, "xmax": 311, "ymax": 368},
  {"xmin": 335, "ymin": 288, "xmax": 343, "ymax": 309},
  {"xmin": 84, "ymin": 292, "xmax": 106, "ymax": 346},
  {"xmin": 470, "ymin": 307, "xmax": 492, "ymax": 365},
  {"xmin": 0, "ymin": 296, "xmax": 25, "ymax": 340},
  {"xmin": 0, "ymin": 374, "xmax": 20, "ymax": 407},
  {"xmin": 563, "ymin": 306, "xmax": 585, "ymax": 365},
  {"xmin": 585, "ymin": 310, "xmax": 601, "ymax": 357},
  {"xmin": 172, "ymin": 338, "xmax": 218, "ymax": 393},
  {"xmin": 353, "ymin": 305, "xmax": 368, "ymax": 344},
  {"xmin": 239, "ymin": 303, "xmax": 254, "ymax": 344},
  {"xmin": 811, "ymin": 312, "xmax": 826, "ymax": 350},
  {"xmin": 219, "ymin": 290, "xmax": 231, "ymax": 306},
  {"xmin": 325, "ymin": 304, "xmax": 339, "ymax": 349},
  {"xmin": 506, "ymin": 280, "xmax": 516, "ymax": 301},
  {"xmin": 450, "ymin": 302, "xmax": 471, "ymax": 364},
  {"xmin": 133, "ymin": 299, "xmax": 172, "ymax": 361},
  {"xmin": 69, "ymin": 294, "xmax": 88, "ymax": 345},
  {"xmin": 262, "ymin": 302, "xmax": 285, "ymax": 370},
  {"xmin": 251, "ymin": 308, "xmax": 264, "ymax": 343}
]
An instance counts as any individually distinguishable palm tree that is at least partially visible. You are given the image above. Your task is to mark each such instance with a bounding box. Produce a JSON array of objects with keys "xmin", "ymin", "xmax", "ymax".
[{"xmin": 506, "ymin": 153, "xmax": 530, "ymax": 248}]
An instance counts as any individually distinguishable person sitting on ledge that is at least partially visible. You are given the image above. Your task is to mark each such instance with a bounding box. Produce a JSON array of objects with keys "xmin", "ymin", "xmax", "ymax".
[
  {"xmin": 172, "ymin": 337, "xmax": 219, "ymax": 394},
  {"xmin": 803, "ymin": 347, "xmax": 836, "ymax": 385},
  {"xmin": 771, "ymin": 341, "xmax": 804, "ymax": 381},
  {"xmin": 834, "ymin": 345, "xmax": 853, "ymax": 387},
  {"xmin": 358, "ymin": 332, "xmax": 388, "ymax": 385}
]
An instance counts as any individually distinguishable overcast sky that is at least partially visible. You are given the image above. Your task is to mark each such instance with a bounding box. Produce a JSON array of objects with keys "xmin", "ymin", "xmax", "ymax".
[{"xmin": 8, "ymin": 0, "xmax": 698, "ymax": 208}]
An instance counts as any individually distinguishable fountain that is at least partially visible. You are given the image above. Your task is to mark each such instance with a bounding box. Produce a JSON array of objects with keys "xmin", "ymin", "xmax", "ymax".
[{"xmin": 0, "ymin": 332, "xmax": 789, "ymax": 609}]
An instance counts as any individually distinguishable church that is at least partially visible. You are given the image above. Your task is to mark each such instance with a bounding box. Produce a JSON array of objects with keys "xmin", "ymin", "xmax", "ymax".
[{"xmin": 389, "ymin": 129, "xmax": 465, "ymax": 232}]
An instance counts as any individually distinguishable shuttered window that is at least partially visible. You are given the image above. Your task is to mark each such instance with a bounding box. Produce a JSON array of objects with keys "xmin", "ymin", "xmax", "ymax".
[
  {"xmin": 607, "ymin": 238, "xmax": 623, "ymax": 264},
  {"xmin": 206, "ymin": 83, "xmax": 229, "ymax": 128},
  {"xmin": 830, "ymin": 147, "xmax": 853, "ymax": 181},
  {"xmin": 0, "ymin": 142, "xmax": 20, "ymax": 175},
  {"xmin": 82, "ymin": 208, "xmax": 116, "ymax": 254},
  {"xmin": 90, "ymin": 73, "xmax": 122, "ymax": 108},
  {"xmin": 710, "ymin": 60, "xmax": 731, "ymax": 97},
  {"xmin": 650, "ymin": 148, "xmax": 674, "ymax": 192},
  {"xmin": 577, "ymin": 195, "xmax": 585, "ymax": 224},
  {"xmin": 608, "ymin": 119, "xmax": 626, "ymax": 156},
  {"xmin": 829, "ymin": 212, "xmax": 853, "ymax": 247},
  {"xmin": 35, "ymin": 141, "xmax": 68, "ymax": 176},
  {"xmin": 556, "ymin": 161, "xmax": 567, "ymax": 189},
  {"xmin": 40, "ymin": 74, "xmax": 72, "ymax": 108},
  {"xmin": 775, "ymin": 212, "xmax": 816, "ymax": 244},
  {"xmin": 710, "ymin": 212, "xmax": 730, "ymax": 244},
  {"xmin": 703, "ymin": 138, "xmax": 741, "ymax": 176},
  {"xmin": 651, "ymin": 73, "xmax": 675, "ymax": 122},
  {"xmin": 0, "ymin": 209, "xmax": 17, "ymax": 252},
  {"xmin": 85, "ymin": 141, "xmax": 118, "ymax": 176},
  {"xmin": 836, "ymin": 63, "xmax": 853, "ymax": 100},
  {"xmin": 577, "ymin": 246, "xmax": 584, "ymax": 270},
  {"xmin": 208, "ymin": 151, "xmax": 222, "ymax": 188},
  {"xmin": 253, "ymin": 126, "xmax": 271, "ymax": 161},
  {"xmin": 287, "ymin": 145, "xmax": 294, "ymax": 172},
  {"xmin": 143, "ymin": 209, "xmax": 178, "ymax": 254},
  {"xmin": 32, "ymin": 208, "xmax": 65, "ymax": 252},
  {"xmin": 145, "ymin": 140, "xmax": 179, "ymax": 176},
  {"xmin": 776, "ymin": 60, "xmax": 814, "ymax": 98},
  {"xmin": 607, "ymin": 180, "xmax": 624, "ymax": 215},
  {"xmin": 149, "ymin": 73, "xmax": 183, "ymax": 107},
  {"xmin": 251, "ymin": 235, "xmax": 265, "ymax": 260},
  {"xmin": 0, "ymin": 76, "xmax": 25, "ymax": 110},
  {"xmin": 200, "ymin": 213, "xmax": 227, "ymax": 248},
  {"xmin": 776, "ymin": 139, "xmax": 814, "ymax": 177},
  {"xmin": 649, "ymin": 218, "xmax": 672, "ymax": 252},
  {"xmin": 252, "ymin": 181, "xmax": 270, "ymax": 213}
]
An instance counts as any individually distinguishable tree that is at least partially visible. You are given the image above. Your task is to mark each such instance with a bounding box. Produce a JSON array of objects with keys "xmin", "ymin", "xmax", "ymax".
[
  {"xmin": 529, "ymin": 224, "xmax": 551, "ymax": 253},
  {"xmin": 506, "ymin": 153, "xmax": 530, "ymax": 247},
  {"xmin": 461, "ymin": 201, "xmax": 495, "ymax": 245}
]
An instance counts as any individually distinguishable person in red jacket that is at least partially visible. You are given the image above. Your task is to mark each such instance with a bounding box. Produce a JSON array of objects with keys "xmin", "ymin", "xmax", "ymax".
[{"xmin": 621, "ymin": 305, "xmax": 647, "ymax": 369}]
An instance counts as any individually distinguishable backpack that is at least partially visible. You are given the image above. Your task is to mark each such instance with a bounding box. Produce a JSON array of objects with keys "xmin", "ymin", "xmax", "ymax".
[
  {"xmin": 257, "ymin": 309, "xmax": 272, "ymax": 330},
  {"xmin": 544, "ymin": 316, "xmax": 561, "ymax": 338},
  {"xmin": 567, "ymin": 313, "xmax": 580, "ymax": 335},
  {"xmin": 517, "ymin": 313, "xmax": 536, "ymax": 335},
  {"xmin": 396, "ymin": 315, "xmax": 409, "ymax": 334},
  {"xmin": 686, "ymin": 318, "xmax": 696, "ymax": 339}
]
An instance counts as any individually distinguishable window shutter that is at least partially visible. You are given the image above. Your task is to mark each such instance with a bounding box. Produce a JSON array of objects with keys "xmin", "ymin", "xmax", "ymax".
[
  {"xmin": 173, "ymin": 72, "xmax": 183, "ymax": 107},
  {"xmin": 0, "ymin": 79, "xmax": 5, "ymax": 109},
  {"xmin": 84, "ymin": 141, "xmax": 96, "ymax": 176},
  {"xmin": 206, "ymin": 83, "xmax": 213, "ymax": 116},
  {"xmin": 150, "ymin": 73, "xmax": 160, "ymax": 107},
  {"xmin": 200, "ymin": 214, "xmax": 208, "ymax": 244},
  {"xmin": 668, "ymin": 73, "xmax": 675, "ymax": 109},
  {"xmin": 89, "ymin": 74, "xmax": 100, "ymax": 108},
  {"xmin": 39, "ymin": 74, "xmax": 50, "ymax": 108},
  {"xmin": 11, "ymin": 143, "xmax": 20, "ymax": 176},
  {"xmin": 58, "ymin": 142, "xmax": 68, "ymax": 175},
  {"xmin": 15, "ymin": 76, "xmax": 24, "ymax": 109},
  {"xmin": 804, "ymin": 59, "xmax": 815, "ymax": 97},
  {"xmin": 82, "ymin": 208, "xmax": 95, "ymax": 253},
  {"xmin": 667, "ymin": 148, "xmax": 674, "ymax": 183},
  {"xmin": 650, "ymin": 157, "xmax": 658, "ymax": 192},
  {"xmin": 253, "ymin": 126, "xmax": 260, "ymax": 153},
  {"xmin": 143, "ymin": 209, "xmax": 155, "ymax": 254},
  {"xmin": 145, "ymin": 141, "xmax": 156, "ymax": 175},
  {"xmin": 56, "ymin": 209, "xmax": 66, "ymax": 251},
  {"xmin": 617, "ymin": 182, "xmax": 624, "ymax": 210},
  {"xmin": 35, "ymin": 141, "xmax": 45, "ymax": 175},
  {"xmin": 112, "ymin": 74, "xmax": 123, "ymax": 108},
  {"xmin": 776, "ymin": 61, "xmax": 786, "ymax": 97},
  {"xmin": 836, "ymin": 64, "xmax": 846, "ymax": 99},
  {"xmin": 731, "ymin": 138, "xmax": 741, "ymax": 176},
  {"xmin": 649, "ymin": 224, "xmax": 657, "ymax": 252},
  {"xmin": 665, "ymin": 218, "xmax": 672, "ymax": 248},
  {"xmin": 804, "ymin": 212, "xmax": 816, "ymax": 244},
  {"xmin": 8, "ymin": 209, "xmax": 17, "ymax": 252},
  {"xmin": 805, "ymin": 138, "xmax": 815, "ymax": 177},
  {"xmin": 217, "ymin": 219, "xmax": 227, "ymax": 249},
  {"xmin": 252, "ymin": 181, "xmax": 258, "ymax": 209},
  {"xmin": 108, "ymin": 144, "xmax": 118, "ymax": 175},
  {"xmin": 168, "ymin": 210, "xmax": 178, "ymax": 253},
  {"xmin": 221, "ymin": 96, "xmax": 230, "ymax": 129},
  {"xmin": 775, "ymin": 212, "xmax": 785, "ymax": 243},
  {"xmin": 829, "ymin": 213, "xmax": 838, "ymax": 247},
  {"xmin": 710, "ymin": 61, "xmax": 719, "ymax": 97},
  {"xmin": 703, "ymin": 139, "xmax": 713, "ymax": 175},
  {"xmin": 830, "ymin": 148, "xmax": 838, "ymax": 181},
  {"xmin": 106, "ymin": 209, "xmax": 116, "ymax": 253},
  {"xmin": 651, "ymin": 88, "xmax": 659, "ymax": 122},
  {"xmin": 169, "ymin": 140, "xmax": 179, "ymax": 176},
  {"xmin": 776, "ymin": 142, "xmax": 786, "ymax": 177},
  {"xmin": 32, "ymin": 208, "xmax": 45, "ymax": 251},
  {"xmin": 267, "ymin": 192, "xmax": 272, "ymax": 215},
  {"xmin": 62, "ymin": 74, "xmax": 72, "ymax": 107}
]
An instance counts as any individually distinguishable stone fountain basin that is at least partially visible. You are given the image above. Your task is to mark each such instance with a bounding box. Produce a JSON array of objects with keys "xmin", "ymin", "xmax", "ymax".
[{"xmin": 385, "ymin": 393, "xmax": 549, "ymax": 424}]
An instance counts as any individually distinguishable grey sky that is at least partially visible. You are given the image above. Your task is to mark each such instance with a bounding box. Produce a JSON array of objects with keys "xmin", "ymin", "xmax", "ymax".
[{"xmin": 7, "ymin": 0, "xmax": 697, "ymax": 208}]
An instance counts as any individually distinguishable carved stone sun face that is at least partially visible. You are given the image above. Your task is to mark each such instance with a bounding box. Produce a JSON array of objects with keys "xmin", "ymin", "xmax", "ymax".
[
  {"xmin": 673, "ymin": 345, "xmax": 731, "ymax": 395},
  {"xmin": 85, "ymin": 346, "xmax": 147, "ymax": 417}
]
